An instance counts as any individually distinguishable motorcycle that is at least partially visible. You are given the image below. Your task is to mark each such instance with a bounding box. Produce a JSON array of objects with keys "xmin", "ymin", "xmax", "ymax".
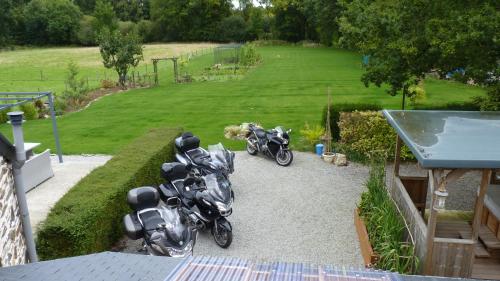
[
  {"xmin": 246, "ymin": 124, "xmax": 293, "ymax": 166},
  {"xmin": 175, "ymin": 132, "xmax": 235, "ymax": 177},
  {"xmin": 158, "ymin": 162, "xmax": 233, "ymax": 248},
  {"xmin": 123, "ymin": 186, "xmax": 197, "ymax": 257}
]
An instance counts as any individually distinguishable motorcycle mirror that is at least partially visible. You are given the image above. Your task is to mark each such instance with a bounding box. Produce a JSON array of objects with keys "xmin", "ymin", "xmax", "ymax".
[
  {"xmin": 166, "ymin": 197, "xmax": 181, "ymax": 208},
  {"xmin": 286, "ymin": 129, "xmax": 292, "ymax": 134}
]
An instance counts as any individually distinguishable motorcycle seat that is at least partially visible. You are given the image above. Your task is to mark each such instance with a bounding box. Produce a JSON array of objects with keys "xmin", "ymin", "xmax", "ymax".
[
  {"xmin": 138, "ymin": 209, "xmax": 164, "ymax": 231},
  {"xmin": 186, "ymin": 148, "xmax": 210, "ymax": 166}
]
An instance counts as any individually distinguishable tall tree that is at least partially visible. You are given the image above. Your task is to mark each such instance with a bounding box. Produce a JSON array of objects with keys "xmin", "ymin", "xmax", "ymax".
[
  {"xmin": 93, "ymin": 0, "xmax": 118, "ymax": 33},
  {"xmin": 23, "ymin": 0, "xmax": 82, "ymax": 44},
  {"xmin": 0, "ymin": 0, "xmax": 14, "ymax": 45},
  {"xmin": 338, "ymin": 0, "xmax": 499, "ymax": 108},
  {"xmin": 150, "ymin": 0, "xmax": 232, "ymax": 41}
]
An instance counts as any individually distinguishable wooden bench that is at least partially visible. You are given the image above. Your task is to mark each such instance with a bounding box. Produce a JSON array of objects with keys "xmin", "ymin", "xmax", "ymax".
[{"xmin": 458, "ymin": 230, "xmax": 491, "ymax": 258}]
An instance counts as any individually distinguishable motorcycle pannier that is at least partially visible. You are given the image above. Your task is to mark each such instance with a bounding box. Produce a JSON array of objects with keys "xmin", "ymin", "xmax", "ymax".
[
  {"xmin": 123, "ymin": 213, "xmax": 143, "ymax": 240},
  {"xmin": 161, "ymin": 162, "xmax": 188, "ymax": 181},
  {"xmin": 127, "ymin": 186, "xmax": 159, "ymax": 211}
]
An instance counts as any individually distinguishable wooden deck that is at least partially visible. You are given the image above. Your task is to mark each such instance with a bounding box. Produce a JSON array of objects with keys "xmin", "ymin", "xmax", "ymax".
[{"xmin": 436, "ymin": 221, "xmax": 500, "ymax": 280}]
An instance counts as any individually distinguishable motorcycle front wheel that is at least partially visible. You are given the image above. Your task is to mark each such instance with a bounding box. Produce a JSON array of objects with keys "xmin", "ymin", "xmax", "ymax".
[
  {"xmin": 212, "ymin": 222, "xmax": 233, "ymax": 248},
  {"xmin": 246, "ymin": 137, "xmax": 258, "ymax": 155},
  {"xmin": 275, "ymin": 149, "xmax": 293, "ymax": 166}
]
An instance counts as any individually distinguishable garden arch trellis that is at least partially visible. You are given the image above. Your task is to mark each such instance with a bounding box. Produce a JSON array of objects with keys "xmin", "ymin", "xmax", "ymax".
[
  {"xmin": 152, "ymin": 57, "xmax": 180, "ymax": 84},
  {"xmin": 0, "ymin": 92, "xmax": 63, "ymax": 163}
]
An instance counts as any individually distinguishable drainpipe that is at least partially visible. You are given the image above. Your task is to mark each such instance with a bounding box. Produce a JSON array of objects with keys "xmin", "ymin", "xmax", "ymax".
[{"xmin": 8, "ymin": 111, "xmax": 38, "ymax": 263}]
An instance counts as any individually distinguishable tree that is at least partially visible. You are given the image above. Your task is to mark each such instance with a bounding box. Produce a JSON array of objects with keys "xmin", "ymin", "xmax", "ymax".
[
  {"xmin": 93, "ymin": 0, "xmax": 118, "ymax": 33},
  {"xmin": 150, "ymin": 0, "xmax": 232, "ymax": 41},
  {"xmin": 217, "ymin": 15, "xmax": 248, "ymax": 42},
  {"xmin": 338, "ymin": 0, "xmax": 499, "ymax": 109},
  {"xmin": 98, "ymin": 28, "xmax": 144, "ymax": 87},
  {"xmin": 23, "ymin": 0, "xmax": 82, "ymax": 44},
  {"xmin": 0, "ymin": 0, "xmax": 14, "ymax": 45}
]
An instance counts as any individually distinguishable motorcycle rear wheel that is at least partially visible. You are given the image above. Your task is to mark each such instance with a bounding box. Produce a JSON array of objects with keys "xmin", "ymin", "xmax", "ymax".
[
  {"xmin": 212, "ymin": 223, "xmax": 233, "ymax": 248},
  {"xmin": 275, "ymin": 150, "xmax": 293, "ymax": 166},
  {"xmin": 246, "ymin": 138, "xmax": 258, "ymax": 155}
]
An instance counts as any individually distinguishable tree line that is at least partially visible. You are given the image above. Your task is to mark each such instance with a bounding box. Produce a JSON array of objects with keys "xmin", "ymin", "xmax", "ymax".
[{"xmin": 0, "ymin": 0, "xmax": 343, "ymax": 46}]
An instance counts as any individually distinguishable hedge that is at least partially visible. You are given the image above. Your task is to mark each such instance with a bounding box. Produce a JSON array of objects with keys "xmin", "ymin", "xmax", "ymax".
[
  {"xmin": 36, "ymin": 128, "xmax": 182, "ymax": 260},
  {"xmin": 413, "ymin": 101, "xmax": 480, "ymax": 111},
  {"xmin": 338, "ymin": 111, "xmax": 414, "ymax": 161},
  {"xmin": 321, "ymin": 103, "xmax": 383, "ymax": 141}
]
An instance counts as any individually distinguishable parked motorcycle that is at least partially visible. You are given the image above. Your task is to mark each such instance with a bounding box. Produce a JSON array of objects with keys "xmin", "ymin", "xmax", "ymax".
[
  {"xmin": 123, "ymin": 186, "xmax": 197, "ymax": 257},
  {"xmin": 158, "ymin": 162, "xmax": 233, "ymax": 248},
  {"xmin": 246, "ymin": 124, "xmax": 293, "ymax": 166},
  {"xmin": 175, "ymin": 132, "xmax": 235, "ymax": 177}
]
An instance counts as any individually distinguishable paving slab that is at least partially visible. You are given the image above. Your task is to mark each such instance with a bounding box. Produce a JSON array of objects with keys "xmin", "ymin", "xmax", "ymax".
[{"xmin": 26, "ymin": 155, "xmax": 112, "ymax": 232}]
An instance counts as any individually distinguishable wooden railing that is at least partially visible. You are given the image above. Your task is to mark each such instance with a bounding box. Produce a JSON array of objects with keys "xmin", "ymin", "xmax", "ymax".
[{"xmin": 430, "ymin": 238, "xmax": 474, "ymax": 277}]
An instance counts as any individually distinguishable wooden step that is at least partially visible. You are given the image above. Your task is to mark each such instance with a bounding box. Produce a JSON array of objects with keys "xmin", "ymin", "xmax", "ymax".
[{"xmin": 458, "ymin": 230, "xmax": 491, "ymax": 258}]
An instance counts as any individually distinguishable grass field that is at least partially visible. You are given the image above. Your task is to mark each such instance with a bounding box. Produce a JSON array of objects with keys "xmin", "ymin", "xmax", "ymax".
[
  {"xmin": 0, "ymin": 45, "xmax": 486, "ymax": 154},
  {"xmin": 0, "ymin": 43, "xmax": 217, "ymax": 93}
]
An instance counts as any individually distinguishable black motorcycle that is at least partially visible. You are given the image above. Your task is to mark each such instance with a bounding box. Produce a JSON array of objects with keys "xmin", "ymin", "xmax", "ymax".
[
  {"xmin": 158, "ymin": 162, "xmax": 233, "ymax": 248},
  {"xmin": 175, "ymin": 132, "xmax": 235, "ymax": 177},
  {"xmin": 123, "ymin": 186, "xmax": 197, "ymax": 257},
  {"xmin": 246, "ymin": 124, "xmax": 293, "ymax": 166}
]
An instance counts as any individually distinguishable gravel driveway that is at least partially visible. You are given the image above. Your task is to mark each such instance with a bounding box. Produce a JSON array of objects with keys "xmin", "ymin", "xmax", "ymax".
[{"xmin": 122, "ymin": 151, "xmax": 368, "ymax": 266}]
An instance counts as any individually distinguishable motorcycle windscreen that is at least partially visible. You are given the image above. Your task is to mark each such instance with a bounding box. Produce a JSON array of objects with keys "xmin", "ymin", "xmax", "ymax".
[
  {"xmin": 203, "ymin": 173, "xmax": 232, "ymax": 205},
  {"xmin": 207, "ymin": 143, "xmax": 234, "ymax": 173},
  {"xmin": 155, "ymin": 207, "xmax": 192, "ymax": 247}
]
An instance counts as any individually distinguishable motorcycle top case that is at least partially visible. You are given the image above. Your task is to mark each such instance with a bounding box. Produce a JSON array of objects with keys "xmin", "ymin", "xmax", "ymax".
[
  {"xmin": 161, "ymin": 162, "xmax": 189, "ymax": 182},
  {"xmin": 175, "ymin": 132, "xmax": 200, "ymax": 152},
  {"xmin": 127, "ymin": 186, "xmax": 159, "ymax": 211}
]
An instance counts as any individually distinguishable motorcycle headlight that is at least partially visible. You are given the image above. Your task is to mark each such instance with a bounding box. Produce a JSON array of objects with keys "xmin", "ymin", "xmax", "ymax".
[
  {"xmin": 215, "ymin": 200, "xmax": 233, "ymax": 213},
  {"xmin": 166, "ymin": 241, "xmax": 193, "ymax": 258}
]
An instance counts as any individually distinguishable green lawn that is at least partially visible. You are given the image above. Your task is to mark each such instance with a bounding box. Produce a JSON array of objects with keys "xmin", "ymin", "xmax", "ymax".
[{"xmin": 0, "ymin": 45, "xmax": 485, "ymax": 154}]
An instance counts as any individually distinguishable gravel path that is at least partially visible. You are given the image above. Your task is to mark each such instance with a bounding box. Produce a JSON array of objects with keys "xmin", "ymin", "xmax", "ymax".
[
  {"xmin": 386, "ymin": 163, "xmax": 480, "ymax": 211},
  {"xmin": 122, "ymin": 151, "xmax": 368, "ymax": 266}
]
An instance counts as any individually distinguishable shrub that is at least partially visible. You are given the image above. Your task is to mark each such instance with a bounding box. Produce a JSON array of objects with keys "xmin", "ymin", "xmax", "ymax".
[
  {"xmin": 100, "ymin": 79, "xmax": 116, "ymax": 89},
  {"xmin": 240, "ymin": 43, "xmax": 262, "ymax": 67},
  {"xmin": 338, "ymin": 111, "xmax": 413, "ymax": 160},
  {"xmin": 299, "ymin": 122, "xmax": 325, "ymax": 150},
  {"xmin": 359, "ymin": 162, "xmax": 419, "ymax": 274},
  {"xmin": 19, "ymin": 102, "xmax": 38, "ymax": 120},
  {"xmin": 322, "ymin": 103, "xmax": 383, "ymax": 141},
  {"xmin": 36, "ymin": 128, "xmax": 182, "ymax": 260},
  {"xmin": 0, "ymin": 108, "xmax": 10, "ymax": 124},
  {"xmin": 63, "ymin": 61, "xmax": 88, "ymax": 102}
]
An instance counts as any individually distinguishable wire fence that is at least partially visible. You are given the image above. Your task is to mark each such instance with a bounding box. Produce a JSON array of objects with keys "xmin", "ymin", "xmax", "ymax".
[{"xmin": 0, "ymin": 46, "xmax": 218, "ymax": 91}]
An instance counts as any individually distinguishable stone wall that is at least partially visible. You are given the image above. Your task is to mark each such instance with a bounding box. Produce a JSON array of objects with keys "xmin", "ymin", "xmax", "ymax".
[{"xmin": 0, "ymin": 157, "xmax": 27, "ymax": 267}]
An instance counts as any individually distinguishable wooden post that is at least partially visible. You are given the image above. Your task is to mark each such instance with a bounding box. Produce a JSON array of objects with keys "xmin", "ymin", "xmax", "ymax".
[
  {"xmin": 424, "ymin": 169, "xmax": 439, "ymax": 275},
  {"xmin": 173, "ymin": 58, "xmax": 179, "ymax": 83},
  {"xmin": 394, "ymin": 135, "xmax": 402, "ymax": 177},
  {"xmin": 472, "ymin": 169, "xmax": 492, "ymax": 239},
  {"xmin": 153, "ymin": 60, "xmax": 158, "ymax": 85}
]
